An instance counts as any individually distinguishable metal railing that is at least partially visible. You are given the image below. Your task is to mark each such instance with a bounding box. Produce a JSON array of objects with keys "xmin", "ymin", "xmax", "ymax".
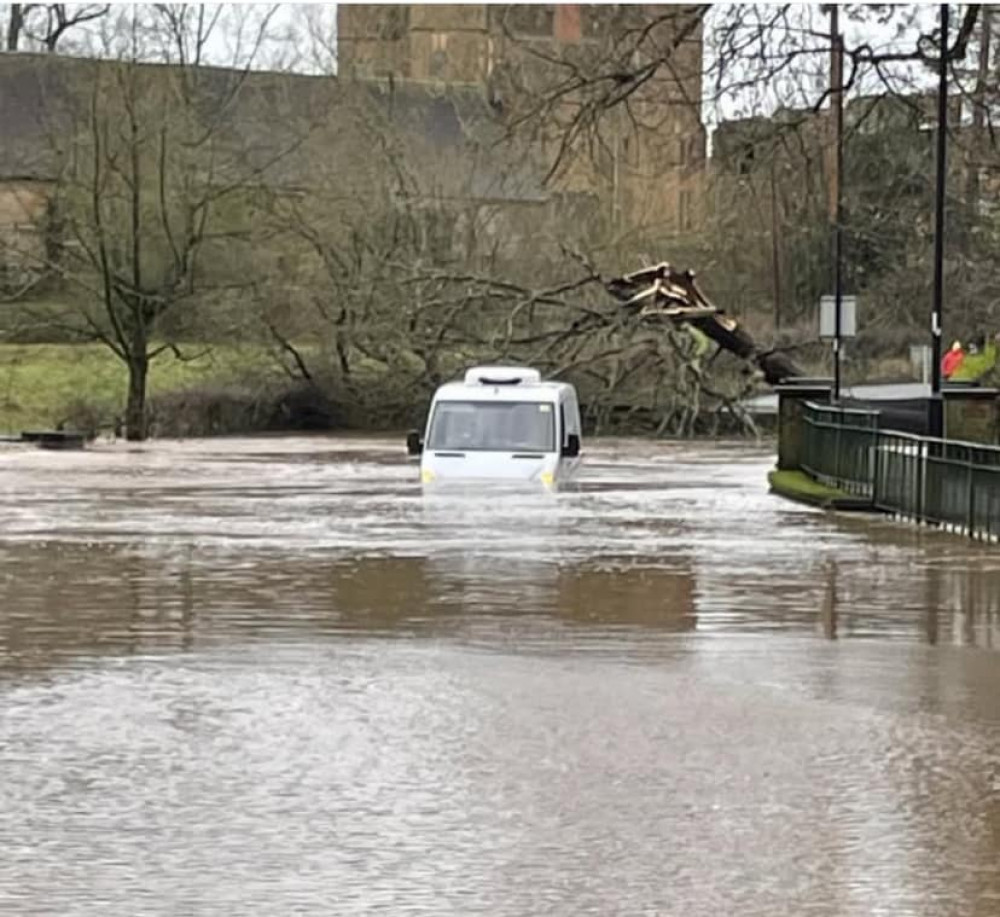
[
  {"xmin": 801, "ymin": 403, "xmax": 879, "ymax": 499},
  {"xmin": 801, "ymin": 402, "xmax": 1000, "ymax": 540}
]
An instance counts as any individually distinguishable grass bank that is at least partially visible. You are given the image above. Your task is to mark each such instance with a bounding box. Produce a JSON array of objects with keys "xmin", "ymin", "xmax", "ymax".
[
  {"xmin": 0, "ymin": 343, "xmax": 276, "ymax": 433},
  {"xmin": 767, "ymin": 469, "xmax": 872, "ymax": 511},
  {"xmin": 0, "ymin": 341, "xmax": 778, "ymax": 440}
]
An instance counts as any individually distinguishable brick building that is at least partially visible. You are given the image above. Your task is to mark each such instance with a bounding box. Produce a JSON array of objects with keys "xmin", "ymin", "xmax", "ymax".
[
  {"xmin": 0, "ymin": 6, "xmax": 708, "ymax": 294},
  {"xmin": 337, "ymin": 4, "xmax": 707, "ymax": 236}
]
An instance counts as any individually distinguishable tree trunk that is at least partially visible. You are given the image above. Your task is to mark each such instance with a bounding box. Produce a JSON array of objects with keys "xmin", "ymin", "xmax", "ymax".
[
  {"xmin": 125, "ymin": 350, "xmax": 149, "ymax": 442},
  {"xmin": 604, "ymin": 263, "xmax": 804, "ymax": 387},
  {"xmin": 769, "ymin": 158, "xmax": 783, "ymax": 330},
  {"xmin": 965, "ymin": 6, "xmax": 991, "ymax": 228},
  {"xmin": 6, "ymin": 4, "xmax": 24, "ymax": 51},
  {"xmin": 687, "ymin": 313, "xmax": 802, "ymax": 386}
]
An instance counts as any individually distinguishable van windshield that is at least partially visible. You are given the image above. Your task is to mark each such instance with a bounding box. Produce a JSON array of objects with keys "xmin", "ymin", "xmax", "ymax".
[{"xmin": 427, "ymin": 400, "xmax": 556, "ymax": 452}]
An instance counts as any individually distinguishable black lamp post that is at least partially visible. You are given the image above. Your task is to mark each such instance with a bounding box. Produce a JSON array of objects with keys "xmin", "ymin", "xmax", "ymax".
[
  {"xmin": 830, "ymin": 5, "xmax": 844, "ymax": 403},
  {"xmin": 929, "ymin": 3, "xmax": 949, "ymax": 438}
]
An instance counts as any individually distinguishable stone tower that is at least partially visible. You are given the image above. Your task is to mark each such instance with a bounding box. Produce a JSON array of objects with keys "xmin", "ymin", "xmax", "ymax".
[{"xmin": 337, "ymin": 4, "xmax": 706, "ymax": 236}]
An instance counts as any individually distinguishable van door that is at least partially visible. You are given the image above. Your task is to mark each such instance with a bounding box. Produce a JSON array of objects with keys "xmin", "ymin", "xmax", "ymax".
[{"xmin": 558, "ymin": 394, "xmax": 582, "ymax": 478}]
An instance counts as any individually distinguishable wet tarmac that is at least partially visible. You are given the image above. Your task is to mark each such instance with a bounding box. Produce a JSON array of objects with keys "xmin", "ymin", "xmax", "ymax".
[{"xmin": 1, "ymin": 436, "xmax": 998, "ymax": 915}]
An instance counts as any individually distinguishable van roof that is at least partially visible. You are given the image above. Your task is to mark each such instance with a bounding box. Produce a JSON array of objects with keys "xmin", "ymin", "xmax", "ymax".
[
  {"xmin": 432, "ymin": 380, "xmax": 573, "ymax": 403},
  {"xmin": 464, "ymin": 366, "xmax": 540, "ymax": 385},
  {"xmin": 432, "ymin": 366, "xmax": 575, "ymax": 403}
]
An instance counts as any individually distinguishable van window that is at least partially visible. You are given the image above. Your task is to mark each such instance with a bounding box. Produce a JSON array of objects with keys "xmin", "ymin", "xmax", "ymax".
[
  {"xmin": 427, "ymin": 401, "xmax": 555, "ymax": 452},
  {"xmin": 562, "ymin": 395, "xmax": 580, "ymax": 438}
]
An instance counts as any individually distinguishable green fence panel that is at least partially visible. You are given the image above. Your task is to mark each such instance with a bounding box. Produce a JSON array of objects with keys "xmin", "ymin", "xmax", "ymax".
[{"xmin": 800, "ymin": 402, "xmax": 1000, "ymax": 539}]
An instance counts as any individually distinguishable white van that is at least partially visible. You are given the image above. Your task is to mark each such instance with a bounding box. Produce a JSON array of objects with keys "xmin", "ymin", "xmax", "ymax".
[{"xmin": 406, "ymin": 366, "xmax": 583, "ymax": 488}]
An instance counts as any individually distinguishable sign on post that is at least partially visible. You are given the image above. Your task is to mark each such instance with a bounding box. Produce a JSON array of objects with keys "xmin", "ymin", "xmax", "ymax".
[
  {"xmin": 819, "ymin": 295, "xmax": 857, "ymax": 339},
  {"xmin": 910, "ymin": 344, "xmax": 932, "ymax": 384}
]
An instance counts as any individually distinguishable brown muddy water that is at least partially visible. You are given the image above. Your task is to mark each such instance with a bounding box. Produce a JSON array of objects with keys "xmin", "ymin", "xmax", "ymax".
[{"xmin": 1, "ymin": 436, "xmax": 999, "ymax": 916}]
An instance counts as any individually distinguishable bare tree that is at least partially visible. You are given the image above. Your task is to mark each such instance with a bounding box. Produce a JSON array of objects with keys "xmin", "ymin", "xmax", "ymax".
[
  {"xmin": 256, "ymin": 85, "xmax": 769, "ymax": 436},
  {"xmin": 500, "ymin": 4, "xmax": 982, "ymax": 171},
  {"xmin": 256, "ymin": 87, "xmax": 527, "ymax": 422},
  {"xmin": 5, "ymin": 3, "xmax": 25, "ymax": 50},
  {"xmin": 4, "ymin": 3, "xmax": 109, "ymax": 53},
  {"xmin": 3, "ymin": 5, "xmax": 306, "ymax": 439}
]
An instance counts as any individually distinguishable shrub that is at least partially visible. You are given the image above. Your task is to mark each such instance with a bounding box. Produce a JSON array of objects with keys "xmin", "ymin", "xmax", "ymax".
[{"xmin": 149, "ymin": 380, "xmax": 341, "ymax": 438}]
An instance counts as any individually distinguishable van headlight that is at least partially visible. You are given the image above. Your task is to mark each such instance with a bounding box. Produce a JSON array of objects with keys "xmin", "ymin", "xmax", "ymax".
[
  {"xmin": 540, "ymin": 471, "xmax": 554, "ymax": 487},
  {"xmin": 421, "ymin": 469, "xmax": 436, "ymax": 483}
]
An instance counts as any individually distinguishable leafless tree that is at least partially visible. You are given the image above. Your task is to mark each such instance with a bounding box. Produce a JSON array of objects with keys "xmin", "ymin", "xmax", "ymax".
[
  {"xmin": 258, "ymin": 94, "xmax": 767, "ymax": 435},
  {"xmin": 499, "ymin": 4, "xmax": 982, "ymax": 180},
  {"xmin": 5, "ymin": 3, "xmax": 109, "ymax": 53},
  {"xmin": 3, "ymin": 4, "xmax": 309, "ymax": 439}
]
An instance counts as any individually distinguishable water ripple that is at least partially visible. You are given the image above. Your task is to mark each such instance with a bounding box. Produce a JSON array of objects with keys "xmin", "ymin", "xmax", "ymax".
[{"xmin": 1, "ymin": 436, "xmax": 999, "ymax": 915}]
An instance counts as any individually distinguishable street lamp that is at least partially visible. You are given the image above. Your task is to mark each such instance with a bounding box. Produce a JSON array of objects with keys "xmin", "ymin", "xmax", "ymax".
[
  {"xmin": 929, "ymin": 3, "xmax": 949, "ymax": 438},
  {"xmin": 829, "ymin": 5, "xmax": 844, "ymax": 403}
]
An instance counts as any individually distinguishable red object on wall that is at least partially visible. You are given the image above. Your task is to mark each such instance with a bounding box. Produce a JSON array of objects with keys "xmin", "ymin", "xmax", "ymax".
[{"xmin": 554, "ymin": 4, "xmax": 581, "ymax": 42}]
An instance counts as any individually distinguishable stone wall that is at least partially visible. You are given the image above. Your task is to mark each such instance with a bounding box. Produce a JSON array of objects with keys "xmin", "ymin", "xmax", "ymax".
[
  {"xmin": 775, "ymin": 381, "xmax": 832, "ymax": 471},
  {"xmin": 944, "ymin": 389, "xmax": 1000, "ymax": 445}
]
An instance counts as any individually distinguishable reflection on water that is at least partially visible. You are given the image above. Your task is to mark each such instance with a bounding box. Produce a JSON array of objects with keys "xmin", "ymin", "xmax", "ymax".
[
  {"xmin": 1, "ymin": 437, "xmax": 999, "ymax": 915},
  {"xmin": 3, "ymin": 437, "xmax": 1000, "ymax": 661}
]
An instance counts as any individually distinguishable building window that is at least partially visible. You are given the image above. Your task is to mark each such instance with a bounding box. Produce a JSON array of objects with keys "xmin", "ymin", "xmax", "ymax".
[
  {"xmin": 430, "ymin": 32, "xmax": 448, "ymax": 79},
  {"xmin": 679, "ymin": 190, "xmax": 692, "ymax": 231},
  {"xmin": 677, "ymin": 137, "xmax": 700, "ymax": 167}
]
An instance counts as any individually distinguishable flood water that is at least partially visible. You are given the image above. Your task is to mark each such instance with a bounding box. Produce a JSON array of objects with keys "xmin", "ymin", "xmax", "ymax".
[{"xmin": 1, "ymin": 436, "xmax": 999, "ymax": 916}]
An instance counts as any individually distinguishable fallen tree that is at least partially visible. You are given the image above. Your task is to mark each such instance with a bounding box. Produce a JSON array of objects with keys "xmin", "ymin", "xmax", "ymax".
[{"xmin": 602, "ymin": 262, "xmax": 804, "ymax": 387}]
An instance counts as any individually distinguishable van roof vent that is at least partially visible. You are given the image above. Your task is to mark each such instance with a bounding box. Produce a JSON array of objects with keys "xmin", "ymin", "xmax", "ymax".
[{"xmin": 464, "ymin": 366, "xmax": 541, "ymax": 385}]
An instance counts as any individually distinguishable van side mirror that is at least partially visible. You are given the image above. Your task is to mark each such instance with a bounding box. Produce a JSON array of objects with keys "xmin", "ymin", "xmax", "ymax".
[
  {"xmin": 406, "ymin": 431, "xmax": 423, "ymax": 456},
  {"xmin": 562, "ymin": 433, "xmax": 580, "ymax": 458}
]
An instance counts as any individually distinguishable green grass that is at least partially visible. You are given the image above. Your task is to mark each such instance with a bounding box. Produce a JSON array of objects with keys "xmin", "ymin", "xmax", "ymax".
[
  {"xmin": 950, "ymin": 343, "xmax": 998, "ymax": 382},
  {"xmin": 768, "ymin": 470, "xmax": 847, "ymax": 499},
  {"xmin": 0, "ymin": 343, "xmax": 271, "ymax": 433},
  {"xmin": 767, "ymin": 469, "xmax": 872, "ymax": 510}
]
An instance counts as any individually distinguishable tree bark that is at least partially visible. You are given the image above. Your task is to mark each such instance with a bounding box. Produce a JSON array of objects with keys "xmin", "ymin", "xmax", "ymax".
[
  {"xmin": 6, "ymin": 4, "xmax": 25, "ymax": 51},
  {"xmin": 125, "ymin": 344, "xmax": 149, "ymax": 441},
  {"xmin": 769, "ymin": 157, "xmax": 782, "ymax": 330},
  {"xmin": 965, "ymin": 6, "xmax": 991, "ymax": 226},
  {"xmin": 686, "ymin": 313, "xmax": 802, "ymax": 386}
]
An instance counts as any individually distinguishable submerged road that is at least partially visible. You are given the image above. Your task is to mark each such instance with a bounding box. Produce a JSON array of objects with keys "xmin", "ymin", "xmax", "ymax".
[{"xmin": 0, "ymin": 437, "xmax": 998, "ymax": 916}]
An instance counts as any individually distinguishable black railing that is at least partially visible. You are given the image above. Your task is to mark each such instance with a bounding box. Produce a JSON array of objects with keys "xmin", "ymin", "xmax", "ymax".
[
  {"xmin": 801, "ymin": 402, "xmax": 1000, "ymax": 540},
  {"xmin": 801, "ymin": 403, "xmax": 879, "ymax": 499}
]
